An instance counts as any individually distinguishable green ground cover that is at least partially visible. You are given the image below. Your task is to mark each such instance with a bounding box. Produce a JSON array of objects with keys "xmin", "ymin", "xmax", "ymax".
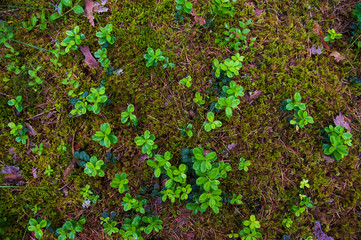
[{"xmin": 1, "ymin": 0, "xmax": 361, "ymax": 239}]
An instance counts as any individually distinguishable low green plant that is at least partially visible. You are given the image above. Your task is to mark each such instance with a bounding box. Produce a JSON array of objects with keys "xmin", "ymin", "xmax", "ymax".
[
  {"xmin": 282, "ymin": 218, "xmax": 293, "ymax": 228},
  {"xmin": 58, "ymin": 0, "xmax": 84, "ymax": 15},
  {"xmin": 180, "ymin": 123, "xmax": 193, "ymax": 137},
  {"xmin": 324, "ymin": 29, "xmax": 342, "ymax": 42},
  {"xmin": 238, "ymin": 157, "xmax": 251, "ymax": 171},
  {"xmin": 142, "ymin": 216, "xmax": 163, "ymax": 234},
  {"xmin": 213, "ymin": 53, "xmax": 244, "ymax": 78},
  {"xmin": 122, "ymin": 193, "xmax": 147, "ymax": 213},
  {"xmin": 299, "ymin": 194, "xmax": 313, "ymax": 208},
  {"xmin": 31, "ymin": 143, "xmax": 44, "ymax": 156},
  {"xmin": 57, "ymin": 140, "xmax": 67, "ymax": 152},
  {"xmin": 179, "ymin": 76, "xmax": 192, "ymax": 87},
  {"xmin": 323, "ymin": 125, "xmax": 352, "ymax": 161},
  {"xmin": 56, "ymin": 217, "xmax": 85, "ymax": 240},
  {"xmin": 282, "ymin": 92, "xmax": 313, "ymax": 130},
  {"xmin": 215, "ymin": 20, "xmax": 256, "ymax": 51},
  {"xmin": 92, "ymin": 123, "xmax": 118, "ymax": 148},
  {"xmin": 94, "ymin": 48, "xmax": 110, "ymax": 69},
  {"xmin": 239, "ymin": 215, "xmax": 262, "ymax": 240},
  {"xmin": 80, "ymin": 184, "xmax": 99, "ymax": 208},
  {"xmin": 212, "ymin": 0, "xmax": 237, "ymax": 17},
  {"xmin": 193, "ymin": 92, "xmax": 205, "ymax": 105},
  {"xmin": 215, "ymin": 95, "xmax": 240, "ymax": 118},
  {"xmin": 291, "ymin": 205, "xmax": 305, "ymax": 217},
  {"xmin": 86, "ymin": 87, "xmax": 108, "ymax": 114},
  {"xmin": 164, "ymin": 164, "xmax": 188, "ymax": 189},
  {"xmin": 300, "ymin": 179, "xmax": 310, "ymax": 189},
  {"xmin": 223, "ymin": 81, "xmax": 244, "ymax": 98},
  {"xmin": 60, "ymin": 26, "xmax": 85, "ymax": 53},
  {"xmin": 147, "ymin": 151, "xmax": 173, "ymax": 177},
  {"xmin": 100, "ymin": 217, "xmax": 119, "ymax": 236},
  {"xmin": 192, "ymin": 147, "xmax": 217, "ymax": 173},
  {"xmin": 28, "ymin": 66, "xmax": 43, "ymax": 86},
  {"xmin": 204, "ymin": 112, "xmax": 222, "ymax": 132},
  {"xmin": 175, "ymin": 0, "xmax": 193, "ymax": 14},
  {"xmin": 121, "ymin": 104, "xmax": 138, "ymax": 127},
  {"xmin": 61, "ymin": 72, "xmax": 79, "ymax": 97},
  {"xmin": 282, "ymin": 92, "xmax": 306, "ymax": 111},
  {"xmin": 28, "ymin": 218, "xmax": 48, "ymax": 239},
  {"xmin": 110, "ymin": 173, "xmax": 129, "ymax": 194},
  {"xmin": 230, "ymin": 194, "xmax": 243, "ymax": 205},
  {"xmin": 44, "ymin": 165, "xmax": 54, "ymax": 177},
  {"xmin": 96, "ymin": 24, "xmax": 115, "ymax": 46},
  {"xmin": 119, "ymin": 215, "xmax": 144, "ymax": 239},
  {"xmin": 8, "ymin": 122, "xmax": 28, "ymax": 144},
  {"xmin": 8, "ymin": 96, "xmax": 23, "ymax": 112},
  {"xmin": 134, "ymin": 130, "xmax": 158, "ymax": 157},
  {"xmin": 290, "ymin": 110, "xmax": 314, "ymax": 131},
  {"xmin": 84, "ymin": 156, "xmax": 106, "ymax": 177},
  {"xmin": 144, "ymin": 47, "xmax": 174, "ymax": 68}
]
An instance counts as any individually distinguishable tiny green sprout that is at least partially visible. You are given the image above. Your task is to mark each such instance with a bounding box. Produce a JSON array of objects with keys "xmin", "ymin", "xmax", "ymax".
[
  {"xmin": 44, "ymin": 165, "xmax": 53, "ymax": 177},
  {"xmin": 80, "ymin": 184, "xmax": 99, "ymax": 206},
  {"xmin": 222, "ymin": 81, "xmax": 244, "ymax": 98},
  {"xmin": 122, "ymin": 193, "xmax": 147, "ymax": 213},
  {"xmin": 94, "ymin": 48, "xmax": 110, "ymax": 69},
  {"xmin": 92, "ymin": 123, "xmax": 118, "ymax": 148},
  {"xmin": 193, "ymin": 92, "xmax": 205, "ymax": 105},
  {"xmin": 282, "ymin": 218, "xmax": 293, "ymax": 228},
  {"xmin": 215, "ymin": 96, "xmax": 240, "ymax": 118},
  {"xmin": 142, "ymin": 216, "xmax": 163, "ymax": 234},
  {"xmin": 300, "ymin": 179, "xmax": 310, "ymax": 189},
  {"xmin": 31, "ymin": 205, "xmax": 41, "ymax": 215},
  {"xmin": 175, "ymin": 0, "xmax": 193, "ymax": 14},
  {"xmin": 121, "ymin": 104, "xmax": 138, "ymax": 127},
  {"xmin": 28, "ymin": 66, "xmax": 43, "ymax": 86},
  {"xmin": 86, "ymin": 87, "xmax": 108, "ymax": 114},
  {"xmin": 31, "ymin": 143, "xmax": 44, "ymax": 156},
  {"xmin": 84, "ymin": 156, "xmax": 106, "ymax": 177},
  {"xmin": 134, "ymin": 130, "xmax": 158, "ymax": 157},
  {"xmin": 179, "ymin": 76, "xmax": 192, "ymax": 87},
  {"xmin": 60, "ymin": 26, "xmax": 85, "ymax": 53},
  {"xmin": 243, "ymin": 215, "xmax": 261, "ymax": 230},
  {"xmin": 324, "ymin": 29, "xmax": 342, "ymax": 42},
  {"xmin": 56, "ymin": 217, "xmax": 85, "ymax": 240},
  {"xmin": 204, "ymin": 112, "xmax": 222, "ymax": 132},
  {"xmin": 96, "ymin": 24, "xmax": 116, "ymax": 46},
  {"xmin": 299, "ymin": 194, "xmax": 313, "ymax": 208},
  {"xmin": 28, "ymin": 218, "xmax": 47, "ymax": 239},
  {"xmin": 291, "ymin": 205, "xmax": 305, "ymax": 217},
  {"xmin": 180, "ymin": 123, "xmax": 193, "ymax": 137},
  {"xmin": 8, "ymin": 122, "xmax": 23, "ymax": 136},
  {"xmin": 110, "ymin": 173, "xmax": 129, "ymax": 194},
  {"xmin": 8, "ymin": 122, "xmax": 28, "ymax": 144},
  {"xmin": 57, "ymin": 140, "xmax": 67, "ymax": 152},
  {"xmin": 144, "ymin": 47, "xmax": 165, "ymax": 67},
  {"xmin": 230, "ymin": 194, "xmax": 243, "ymax": 205},
  {"xmin": 8, "ymin": 96, "xmax": 23, "ymax": 112},
  {"xmin": 61, "ymin": 72, "xmax": 78, "ymax": 97},
  {"xmin": 323, "ymin": 125, "xmax": 352, "ymax": 162},
  {"xmin": 100, "ymin": 217, "xmax": 119, "ymax": 236},
  {"xmin": 284, "ymin": 92, "xmax": 306, "ymax": 111},
  {"xmin": 147, "ymin": 151, "xmax": 173, "ymax": 177},
  {"xmin": 290, "ymin": 110, "xmax": 314, "ymax": 130},
  {"xmin": 228, "ymin": 230, "xmax": 239, "ymax": 238},
  {"xmin": 238, "ymin": 157, "xmax": 251, "ymax": 171}
]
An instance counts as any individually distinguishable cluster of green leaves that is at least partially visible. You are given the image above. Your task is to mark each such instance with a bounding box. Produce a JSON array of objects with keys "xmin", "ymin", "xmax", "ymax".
[
  {"xmin": 282, "ymin": 218, "xmax": 293, "ymax": 228},
  {"xmin": 56, "ymin": 217, "xmax": 85, "ymax": 240},
  {"xmin": 324, "ymin": 29, "xmax": 342, "ymax": 42},
  {"xmin": 291, "ymin": 194, "xmax": 313, "ymax": 217},
  {"xmin": 28, "ymin": 218, "xmax": 48, "ymax": 239},
  {"xmin": 110, "ymin": 173, "xmax": 129, "ymax": 194},
  {"xmin": 213, "ymin": 53, "xmax": 244, "ymax": 78},
  {"xmin": 100, "ymin": 216, "xmax": 119, "ymax": 236},
  {"xmin": 238, "ymin": 157, "xmax": 251, "ymax": 171},
  {"xmin": 179, "ymin": 76, "xmax": 192, "ymax": 87},
  {"xmin": 58, "ymin": 0, "xmax": 85, "ymax": 15},
  {"xmin": 144, "ymin": 47, "xmax": 175, "ymax": 68},
  {"xmin": 28, "ymin": 66, "xmax": 43, "ymax": 87},
  {"xmin": 8, "ymin": 122, "xmax": 28, "ymax": 144},
  {"xmin": 323, "ymin": 125, "xmax": 352, "ymax": 161},
  {"xmin": 119, "ymin": 215, "xmax": 163, "ymax": 239},
  {"xmin": 44, "ymin": 165, "xmax": 54, "ymax": 177},
  {"xmin": 229, "ymin": 215, "xmax": 262, "ymax": 239},
  {"xmin": 94, "ymin": 48, "xmax": 111, "ymax": 69},
  {"xmin": 215, "ymin": 20, "xmax": 256, "ymax": 51},
  {"xmin": 21, "ymin": 11, "xmax": 59, "ymax": 31},
  {"xmin": 84, "ymin": 156, "xmax": 106, "ymax": 177},
  {"xmin": 214, "ymin": 80, "xmax": 244, "ymax": 118},
  {"xmin": 61, "ymin": 72, "xmax": 79, "ymax": 97},
  {"xmin": 175, "ymin": 0, "xmax": 193, "ymax": 14},
  {"xmin": 282, "ymin": 92, "xmax": 314, "ymax": 130},
  {"xmin": 31, "ymin": 143, "xmax": 44, "ymax": 156},
  {"xmin": 134, "ymin": 130, "xmax": 158, "ymax": 157},
  {"xmin": 8, "ymin": 96, "xmax": 23, "ymax": 112},
  {"xmin": 212, "ymin": 0, "xmax": 237, "ymax": 17},
  {"xmin": 122, "ymin": 193, "xmax": 147, "ymax": 213},
  {"xmin": 204, "ymin": 112, "xmax": 222, "ymax": 132},
  {"xmin": 180, "ymin": 123, "xmax": 193, "ymax": 137},
  {"xmin": 96, "ymin": 24, "xmax": 116, "ymax": 46},
  {"xmin": 60, "ymin": 26, "xmax": 85, "ymax": 53},
  {"xmin": 121, "ymin": 104, "xmax": 138, "ymax": 127},
  {"xmin": 71, "ymin": 87, "xmax": 108, "ymax": 115},
  {"xmin": 80, "ymin": 184, "xmax": 99, "ymax": 207},
  {"xmin": 193, "ymin": 92, "xmax": 205, "ymax": 105},
  {"xmin": 351, "ymin": 4, "xmax": 361, "ymax": 48},
  {"xmin": 92, "ymin": 123, "xmax": 118, "ymax": 148},
  {"xmin": 147, "ymin": 151, "xmax": 173, "ymax": 178}
]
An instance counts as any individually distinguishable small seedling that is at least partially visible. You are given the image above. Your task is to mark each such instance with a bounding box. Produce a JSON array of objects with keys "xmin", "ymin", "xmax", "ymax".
[
  {"xmin": 100, "ymin": 217, "xmax": 119, "ymax": 236},
  {"xmin": 60, "ymin": 26, "xmax": 85, "ymax": 53},
  {"xmin": 204, "ymin": 112, "xmax": 222, "ymax": 132},
  {"xmin": 94, "ymin": 48, "xmax": 111, "ymax": 68},
  {"xmin": 179, "ymin": 76, "xmax": 192, "ymax": 87},
  {"xmin": 180, "ymin": 123, "xmax": 193, "ymax": 137},
  {"xmin": 213, "ymin": 53, "xmax": 244, "ymax": 78},
  {"xmin": 134, "ymin": 130, "xmax": 158, "ymax": 157},
  {"xmin": 8, "ymin": 96, "xmax": 23, "ymax": 112},
  {"xmin": 84, "ymin": 156, "xmax": 106, "ymax": 177},
  {"xmin": 96, "ymin": 24, "xmax": 116, "ymax": 46},
  {"xmin": 147, "ymin": 151, "xmax": 173, "ymax": 177},
  {"xmin": 110, "ymin": 173, "xmax": 129, "ymax": 194},
  {"xmin": 215, "ymin": 96, "xmax": 240, "ymax": 118},
  {"xmin": 28, "ymin": 66, "xmax": 43, "ymax": 86},
  {"xmin": 92, "ymin": 123, "xmax": 118, "ymax": 148},
  {"xmin": 324, "ymin": 29, "xmax": 342, "ymax": 42},
  {"xmin": 323, "ymin": 125, "xmax": 352, "ymax": 161},
  {"xmin": 193, "ymin": 92, "xmax": 205, "ymax": 105},
  {"xmin": 44, "ymin": 165, "xmax": 54, "ymax": 177},
  {"xmin": 238, "ymin": 158, "xmax": 251, "ymax": 171},
  {"xmin": 28, "ymin": 218, "xmax": 47, "ymax": 239},
  {"xmin": 31, "ymin": 143, "xmax": 44, "ymax": 156},
  {"xmin": 57, "ymin": 140, "xmax": 67, "ymax": 152},
  {"xmin": 142, "ymin": 216, "xmax": 163, "ymax": 234},
  {"xmin": 290, "ymin": 110, "xmax": 314, "ymax": 131},
  {"xmin": 230, "ymin": 194, "xmax": 243, "ymax": 205},
  {"xmin": 86, "ymin": 87, "xmax": 108, "ymax": 114},
  {"xmin": 56, "ymin": 217, "xmax": 86, "ymax": 240},
  {"xmin": 300, "ymin": 179, "xmax": 310, "ymax": 189},
  {"xmin": 121, "ymin": 104, "xmax": 138, "ymax": 127},
  {"xmin": 282, "ymin": 218, "xmax": 293, "ymax": 228}
]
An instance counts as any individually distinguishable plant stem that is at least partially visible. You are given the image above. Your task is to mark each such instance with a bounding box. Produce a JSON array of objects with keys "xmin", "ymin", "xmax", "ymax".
[
  {"xmin": 0, "ymin": 186, "xmax": 48, "ymax": 190},
  {"xmin": 10, "ymin": 39, "xmax": 51, "ymax": 53}
]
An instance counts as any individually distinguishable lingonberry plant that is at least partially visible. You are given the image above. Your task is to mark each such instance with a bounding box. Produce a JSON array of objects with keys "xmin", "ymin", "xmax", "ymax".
[
  {"xmin": 84, "ymin": 156, "xmax": 106, "ymax": 177},
  {"xmin": 110, "ymin": 173, "xmax": 129, "ymax": 194},
  {"xmin": 92, "ymin": 123, "xmax": 118, "ymax": 148},
  {"xmin": 7, "ymin": 96, "xmax": 23, "ymax": 112},
  {"xmin": 204, "ymin": 112, "xmax": 222, "ymax": 132},
  {"xmin": 134, "ymin": 130, "xmax": 158, "ymax": 157},
  {"xmin": 323, "ymin": 125, "xmax": 352, "ymax": 161},
  {"xmin": 96, "ymin": 24, "xmax": 116, "ymax": 46},
  {"xmin": 121, "ymin": 104, "xmax": 138, "ymax": 127},
  {"xmin": 60, "ymin": 26, "xmax": 85, "ymax": 53}
]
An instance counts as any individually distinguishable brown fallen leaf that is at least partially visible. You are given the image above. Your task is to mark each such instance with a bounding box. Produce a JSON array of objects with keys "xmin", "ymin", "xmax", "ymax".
[
  {"xmin": 80, "ymin": 46, "xmax": 99, "ymax": 69},
  {"xmin": 190, "ymin": 9, "xmax": 206, "ymax": 25},
  {"xmin": 1, "ymin": 166, "xmax": 26, "ymax": 185},
  {"xmin": 85, "ymin": 0, "xmax": 95, "ymax": 27},
  {"xmin": 25, "ymin": 123, "xmax": 37, "ymax": 136},
  {"xmin": 254, "ymin": 8, "xmax": 263, "ymax": 16},
  {"xmin": 94, "ymin": 0, "xmax": 109, "ymax": 13},
  {"xmin": 322, "ymin": 155, "xmax": 335, "ymax": 163},
  {"xmin": 329, "ymin": 51, "xmax": 345, "ymax": 62},
  {"xmin": 249, "ymin": 90, "xmax": 262, "ymax": 102},
  {"xmin": 333, "ymin": 112, "xmax": 351, "ymax": 132}
]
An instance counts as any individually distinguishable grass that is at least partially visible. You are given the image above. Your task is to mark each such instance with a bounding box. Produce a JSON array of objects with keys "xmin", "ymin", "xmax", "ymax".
[{"xmin": 1, "ymin": 0, "xmax": 361, "ymax": 239}]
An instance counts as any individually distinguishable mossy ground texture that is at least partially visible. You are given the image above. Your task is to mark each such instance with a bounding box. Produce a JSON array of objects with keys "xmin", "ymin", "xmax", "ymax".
[{"xmin": 1, "ymin": 0, "xmax": 361, "ymax": 239}]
